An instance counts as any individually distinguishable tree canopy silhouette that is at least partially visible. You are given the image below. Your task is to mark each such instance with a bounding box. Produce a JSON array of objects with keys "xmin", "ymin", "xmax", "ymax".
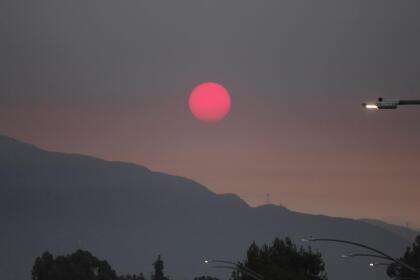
[
  {"xmin": 32, "ymin": 250, "xmax": 148, "ymax": 280},
  {"xmin": 152, "ymin": 255, "xmax": 169, "ymax": 280},
  {"xmin": 193, "ymin": 276, "xmax": 220, "ymax": 280},
  {"xmin": 236, "ymin": 237, "xmax": 327, "ymax": 280},
  {"xmin": 32, "ymin": 250, "xmax": 118, "ymax": 280},
  {"xmin": 387, "ymin": 235, "xmax": 420, "ymax": 280},
  {"xmin": 120, "ymin": 273, "xmax": 147, "ymax": 280}
]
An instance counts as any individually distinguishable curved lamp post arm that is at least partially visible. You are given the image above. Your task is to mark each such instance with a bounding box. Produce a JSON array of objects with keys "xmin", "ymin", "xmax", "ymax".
[
  {"xmin": 208, "ymin": 259, "xmax": 262, "ymax": 279},
  {"xmin": 205, "ymin": 259, "xmax": 263, "ymax": 280},
  {"xmin": 370, "ymin": 262, "xmax": 393, "ymax": 267},
  {"xmin": 398, "ymin": 100, "xmax": 420, "ymax": 105},
  {"xmin": 211, "ymin": 259, "xmax": 242, "ymax": 267},
  {"xmin": 302, "ymin": 237, "xmax": 418, "ymax": 274},
  {"xmin": 211, "ymin": 265, "xmax": 263, "ymax": 280},
  {"xmin": 342, "ymin": 253, "xmax": 393, "ymax": 261}
]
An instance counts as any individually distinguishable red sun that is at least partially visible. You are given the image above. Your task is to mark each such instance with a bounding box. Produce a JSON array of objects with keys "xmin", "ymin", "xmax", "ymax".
[{"xmin": 189, "ymin": 82, "xmax": 231, "ymax": 122}]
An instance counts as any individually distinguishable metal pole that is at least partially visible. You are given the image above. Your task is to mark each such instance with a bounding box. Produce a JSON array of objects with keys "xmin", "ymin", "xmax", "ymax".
[
  {"xmin": 363, "ymin": 98, "xmax": 420, "ymax": 109},
  {"xmin": 210, "ymin": 259, "xmax": 263, "ymax": 279},
  {"xmin": 205, "ymin": 259, "xmax": 263, "ymax": 280},
  {"xmin": 212, "ymin": 265, "xmax": 262, "ymax": 280},
  {"xmin": 398, "ymin": 100, "xmax": 420, "ymax": 105},
  {"xmin": 343, "ymin": 253, "xmax": 393, "ymax": 260}
]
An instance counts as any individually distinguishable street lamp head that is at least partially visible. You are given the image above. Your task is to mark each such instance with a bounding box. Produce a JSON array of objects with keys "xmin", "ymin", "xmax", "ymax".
[
  {"xmin": 369, "ymin": 262, "xmax": 392, "ymax": 267},
  {"xmin": 303, "ymin": 237, "xmax": 418, "ymax": 274},
  {"xmin": 377, "ymin": 99, "xmax": 399, "ymax": 109},
  {"xmin": 362, "ymin": 98, "xmax": 400, "ymax": 110},
  {"xmin": 363, "ymin": 103, "xmax": 379, "ymax": 109},
  {"xmin": 301, "ymin": 237, "xmax": 315, "ymax": 242}
]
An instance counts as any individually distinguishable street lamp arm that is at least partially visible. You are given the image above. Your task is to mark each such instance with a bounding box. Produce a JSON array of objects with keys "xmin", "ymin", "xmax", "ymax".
[
  {"xmin": 211, "ymin": 259, "xmax": 238, "ymax": 266},
  {"xmin": 211, "ymin": 265, "xmax": 263, "ymax": 280},
  {"xmin": 205, "ymin": 259, "xmax": 263, "ymax": 280},
  {"xmin": 398, "ymin": 100, "xmax": 420, "ymax": 105},
  {"xmin": 209, "ymin": 259, "xmax": 263, "ymax": 279},
  {"xmin": 306, "ymin": 238, "xmax": 418, "ymax": 273},
  {"xmin": 344, "ymin": 253, "xmax": 393, "ymax": 261},
  {"xmin": 371, "ymin": 262, "xmax": 393, "ymax": 266}
]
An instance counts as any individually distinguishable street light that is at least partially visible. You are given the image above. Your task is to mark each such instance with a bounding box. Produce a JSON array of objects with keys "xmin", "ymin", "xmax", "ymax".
[
  {"xmin": 341, "ymin": 253, "xmax": 416, "ymax": 276},
  {"xmin": 204, "ymin": 259, "xmax": 263, "ymax": 280},
  {"xmin": 341, "ymin": 253, "xmax": 391, "ymax": 260},
  {"xmin": 362, "ymin": 97, "xmax": 420, "ymax": 110},
  {"xmin": 341, "ymin": 253, "xmax": 395, "ymax": 269},
  {"xmin": 370, "ymin": 262, "xmax": 393, "ymax": 267},
  {"xmin": 367, "ymin": 260, "xmax": 420, "ymax": 280},
  {"xmin": 301, "ymin": 237, "xmax": 418, "ymax": 274}
]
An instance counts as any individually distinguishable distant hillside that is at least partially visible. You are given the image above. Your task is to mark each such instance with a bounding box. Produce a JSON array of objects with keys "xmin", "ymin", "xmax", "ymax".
[
  {"xmin": 0, "ymin": 135, "xmax": 411, "ymax": 280},
  {"xmin": 360, "ymin": 218, "xmax": 419, "ymax": 244}
]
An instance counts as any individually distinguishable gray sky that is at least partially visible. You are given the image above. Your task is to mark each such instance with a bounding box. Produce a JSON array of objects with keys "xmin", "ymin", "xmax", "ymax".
[{"xmin": 1, "ymin": 0, "xmax": 420, "ymax": 227}]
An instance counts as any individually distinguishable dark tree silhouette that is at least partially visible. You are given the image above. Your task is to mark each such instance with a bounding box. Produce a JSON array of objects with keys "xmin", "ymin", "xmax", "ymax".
[
  {"xmin": 387, "ymin": 235, "xmax": 420, "ymax": 280},
  {"xmin": 152, "ymin": 255, "xmax": 169, "ymax": 280},
  {"xmin": 32, "ymin": 250, "xmax": 118, "ymax": 280},
  {"xmin": 230, "ymin": 270, "xmax": 240, "ymax": 280},
  {"xmin": 237, "ymin": 237, "xmax": 327, "ymax": 280},
  {"xmin": 119, "ymin": 273, "xmax": 147, "ymax": 280},
  {"xmin": 193, "ymin": 276, "xmax": 220, "ymax": 280},
  {"xmin": 32, "ymin": 252, "xmax": 54, "ymax": 280},
  {"xmin": 32, "ymin": 250, "xmax": 167, "ymax": 280}
]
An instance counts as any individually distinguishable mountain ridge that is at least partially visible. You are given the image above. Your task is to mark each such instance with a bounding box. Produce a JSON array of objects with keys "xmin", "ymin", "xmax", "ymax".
[
  {"xmin": 359, "ymin": 218, "xmax": 419, "ymax": 243},
  {"xmin": 0, "ymin": 135, "xmax": 413, "ymax": 280}
]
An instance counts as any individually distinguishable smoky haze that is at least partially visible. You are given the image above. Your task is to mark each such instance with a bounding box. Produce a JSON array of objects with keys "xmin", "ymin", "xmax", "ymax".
[{"xmin": 1, "ymin": 1, "xmax": 420, "ymax": 226}]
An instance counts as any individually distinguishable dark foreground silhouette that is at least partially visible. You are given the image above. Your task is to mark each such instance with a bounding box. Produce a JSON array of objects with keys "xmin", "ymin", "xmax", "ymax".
[
  {"xmin": 31, "ymin": 236, "xmax": 420, "ymax": 280},
  {"xmin": 387, "ymin": 236, "xmax": 420, "ymax": 280},
  {"xmin": 237, "ymin": 237, "xmax": 327, "ymax": 280},
  {"xmin": 32, "ymin": 238, "xmax": 328, "ymax": 280},
  {"xmin": 32, "ymin": 250, "xmax": 167, "ymax": 280}
]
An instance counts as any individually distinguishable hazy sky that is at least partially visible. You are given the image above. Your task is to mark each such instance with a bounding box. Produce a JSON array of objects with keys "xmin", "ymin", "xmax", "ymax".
[{"xmin": 1, "ymin": 1, "xmax": 420, "ymax": 227}]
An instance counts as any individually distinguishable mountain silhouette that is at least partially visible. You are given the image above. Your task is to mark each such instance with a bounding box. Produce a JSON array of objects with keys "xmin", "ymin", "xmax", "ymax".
[
  {"xmin": 360, "ymin": 218, "xmax": 419, "ymax": 244},
  {"xmin": 0, "ymin": 135, "xmax": 413, "ymax": 280}
]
